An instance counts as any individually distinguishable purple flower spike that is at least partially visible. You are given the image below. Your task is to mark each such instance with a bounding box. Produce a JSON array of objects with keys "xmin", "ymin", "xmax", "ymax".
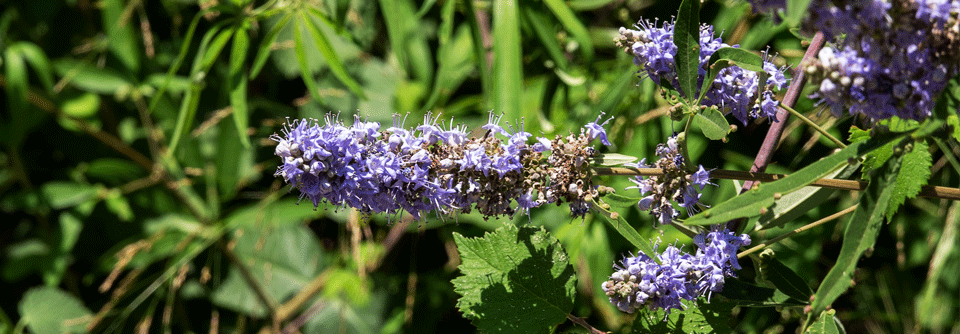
[
  {"xmin": 585, "ymin": 113, "xmax": 613, "ymax": 146},
  {"xmin": 603, "ymin": 227, "xmax": 751, "ymax": 315},
  {"xmin": 272, "ymin": 112, "xmax": 615, "ymax": 220}
]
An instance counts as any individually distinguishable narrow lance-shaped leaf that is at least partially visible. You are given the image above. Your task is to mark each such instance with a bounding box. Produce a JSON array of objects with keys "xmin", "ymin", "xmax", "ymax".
[
  {"xmin": 674, "ymin": 0, "xmax": 701, "ymax": 100},
  {"xmin": 807, "ymin": 154, "xmax": 902, "ymax": 326},
  {"xmin": 303, "ymin": 9, "xmax": 367, "ymax": 99},
  {"xmin": 592, "ymin": 200, "xmax": 657, "ymax": 260},
  {"xmin": 15, "ymin": 42, "xmax": 55, "ymax": 92},
  {"xmin": 493, "ymin": 0, "xmax": 523, "ymax": 121},
  {"xmin": 759, "ymin": 254, "xmax": 814, "ymax": 302},
  {"xmin": 292, "ymin": 16, "xmax": 325, "ymax": 105},
  {"xmin": 452, "ymin": 224, "xmax": 577, "ymax": 334},
  {"xmin": 541, "ymin": 0, "xmax": 594, "ymax": 63},
  {"xmin": 250, "ymin": 13, "xmax": 293, "ymax": 78},
  {"xmin": 462, "ymin": 0, "xmax": 492, "ymax": 100},
  {"xmin": 168, "ymin": 24, "xmax": 233, "ymax": 154},
  {"xmin": 685, "ymin": 132, "xmax": 904, "ymax": 226},
  {"xmin": 229, "ymin": 25, "xmax": 252, "ymax": 148}
]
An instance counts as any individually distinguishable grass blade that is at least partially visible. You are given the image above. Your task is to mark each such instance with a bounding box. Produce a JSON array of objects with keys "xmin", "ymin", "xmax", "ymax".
[
  {"xmin": 302, "ymin": 10, "xmax": 366, "ymax": 98},
  {"xmin": 229, "ymin": 25, "xmax": 251, "ymax": 148},
  {"xmin": 493, "ymin": 0, "xmax": 523, "ymax": 120}
]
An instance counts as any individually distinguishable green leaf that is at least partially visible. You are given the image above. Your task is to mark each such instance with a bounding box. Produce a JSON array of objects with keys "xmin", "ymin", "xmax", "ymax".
[
  {"xmin": 566, "ymin": 0, "xmax": 618, "ymax": 11},
  {"xmin": 599, "ymin": 193, "xmax": 640, "ymax": 209},
  {"xmin": 229, "ymin": 25, "xmax": 251, "ymax": 148},
  {"xmin": 40, "ymin": 182, "xmax": 97, "ymax": 209},
  {"xmin": 452, "ymin": 224, "xmax": 576, "ymax": 334},
  {"xmin": 293, "ymin": 18, "xmax": 326, "ymax": 104},
  {"xmin": 808, "ymin": 155, "xmax": 902, "ymax": 323},
  {"xmin": 493, "ymin": 0, "xmax": 523, "ymax": 120},
  {"xmin": 686, "ymin": 133, "xmax": 902, "ymax": 226},
  {"xmin": 886, "ymin": 140, "xmax": 931, "ymax": 220},
  {"xmin": 699, "ymin": 47, "xmax": 764, "ymax": 101},
  {"xmin": 542, "ymin": 0, "xmax": 594, "ymax": 63},
  {"xmin": 250, "ymin": 13, "xmax": 293, "ymax": 78},
  {"xmin": 521, "ymin": 5, "xmax": 569, "ymax": 70},
  {"xmin": 302, "ymin": 10, "xmax": 366, "ymax": 98},
  {"xmin": 52, "ymin": 59, "xmax": 134, "ymax": 95},
  {"xmin": 785, "ymin": 0, "xmax": 814, "ymax": 27},
  {"xmin": 593, "ymin": 201, "xmax": 658, "ymax": 260},
  {"xmin": 805, "ymin": 310, "xmax": 841, "ymax": 334},
  {"xmin": 674, "ymin": 0, "xmax": 700, "ymax": 99},
  {"xmin": 18, "ymin": 287, "xmax": 92, "ymax": 334},
  {"xmin": 223, "ymin": 198, "xmax": 328, "ymax": 229},
  {"xmin": 14, "ymin": 42, "xmax": 55, "ymax": 92},
  {"xmin": 759, "ymin": 255, "xmax": 813, "ymax": 302},
  {"xmin": 632, "ymin": 299, "xmax": 733, "ymax": 334},
  {"xmin": 695, "ymin": 108, "xmax": 730, "ymax": 140},
  {"xmin": 60, "ymin": 92, "xmax": 101, "ymax": 118},
  {"xmin": 462, "ymin": 0, "xmax": 492, "ymax": 99},
  {"xmin": 757, "ymin": 163, "xmax": 858, "ymax": 230},
  {"xmin": 594, "ymin": 153, "xmax": 638, "ymax": 166},
  {"xmin": 947, "ymin": 115, "xmax": 960, "ymax": 142},
  {"xmin": 168, "ymin": 23, "xmax": 232, "ymax": 154},
  {"xmin": 718, "ymin": 278, "xmax": 808, "ymax": 307},
  {"xmin": 211, "ymin": 224, "xmax": 328, "ymax": 317},
  {"xmin": 101, "ymin": 0, "xmax": 140, "ymax": 72}
]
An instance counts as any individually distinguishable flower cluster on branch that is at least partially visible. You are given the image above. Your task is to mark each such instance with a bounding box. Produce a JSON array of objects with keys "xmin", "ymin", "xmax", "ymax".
[
  {"xmin": 615, "ymin": 20, "xmax": 789, "ymax": 124},
  {"xmin": 602, "ymin": 227, "xmax": 751, "ymax": 314},
  {"xmin": 272, "ymin": 113, "xmax": 611, "ymax": 220},
  {"xmin": 628, "ymin": 135, "xmax": 714, "ymax": 225}
]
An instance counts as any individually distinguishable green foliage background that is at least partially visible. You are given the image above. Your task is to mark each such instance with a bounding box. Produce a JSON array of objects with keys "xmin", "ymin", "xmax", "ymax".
[{"xmin": 0, "ymin": 0, "xmax": 957, "ymax": 333}]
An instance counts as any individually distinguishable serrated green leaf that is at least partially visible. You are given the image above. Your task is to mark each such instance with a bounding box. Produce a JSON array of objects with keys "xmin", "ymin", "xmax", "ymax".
[
  {"xmin": 229, "ymin": 26, "xmax": 251, "ymax": 148},
  {"xmin": 687, "ymin": 133, "xmax": 902, "ymax": 226},
  {"xmin": 674, "ymin": 0, "xmax": 700, "ymax": 99},
  {"xmin": 695, "ymin": 108, "xmax": 730, "ymax": 140},
  {"xmin": 761, "ymin": 256, "xmax": 813, "ymax": 302},
  {"xmin": 302, "ymin": 10, "xmax": 366, "ymax": 98},
  {"xmin": 718, "ymin": 278, "xmax": 808, "ymax": 307},
  {"xmin": 632, "ymin": 299, "xmax": 733, "ymax": 334},
  {"xmin": 805, "ymin": 310, "xmax": 840, "ymax": 334},
  {"xmin": 594, "ymin": 153, "xmax": 638, "ymax": 166},
  {"xmin": 847, "ymin": 126, "xmax": 869, "ymax": 143},
  {"xmin": 452, "ymin": 224, "xmax": 576, "ymax": 334},
  {"xmin": 886, "ymin": 140, "xmax": 931, "ymax": 220},
  {"xmin": 18, "ymin": 287, "xmax": 92, "ymax": 334},
  {"xmin": 808, "ymin": 155, "xmax": 901, "ymax": 324},
  {"xmin": 493, "ymin": 0, "xmax": 522, "ymax": 120},
  {"xmin": 947, "ymin": 115, "xmax": 960, "ymax": 142}
]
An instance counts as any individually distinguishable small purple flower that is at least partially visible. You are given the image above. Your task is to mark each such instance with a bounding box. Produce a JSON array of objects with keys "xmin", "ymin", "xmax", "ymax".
[
  {"xmin": 603, "ymin": 227, "xmax": 751, "ymax": 315},
  {"xmin": 585, "ymin": 113, "xmax": 612, "ymax": 146}
]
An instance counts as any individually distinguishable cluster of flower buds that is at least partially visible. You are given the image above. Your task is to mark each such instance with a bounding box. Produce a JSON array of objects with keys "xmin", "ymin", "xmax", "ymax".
[
  {"xmin": 615, "ymin": 19, "xmax": 789, "ymax": 125},
  {"xmin": 602, "ymin": 227, "xmax": 751, "ymax": 314},
  {"xmin": 627, "ymin": 135, "xmax": 713, "ymax": 226},
  {"xmin": 272, "ymin": 113, "xmax": 611, "ymax": 220},
  {"xmin": 749, "ymin": 0, "xmax": 960, "ymax": 120}
]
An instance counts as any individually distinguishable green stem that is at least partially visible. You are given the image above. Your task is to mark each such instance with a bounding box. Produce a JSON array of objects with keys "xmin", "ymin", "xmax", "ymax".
[
  {"xmin": 737, "ymin": 204, "xmax": 857, "ymax": 259},
  {"xmin": 780, "ymin": 104, "xmax": 847, "ymax": 148},
  {"xmin": 680, "ymin": 113, "xmax": 695, "ymax": 171}
]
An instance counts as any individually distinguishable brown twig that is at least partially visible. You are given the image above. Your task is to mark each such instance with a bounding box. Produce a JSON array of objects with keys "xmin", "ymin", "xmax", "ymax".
[
  {"xmin": 594, "ymin": 167, "xmax": 960, "ymax": 200},
  {"xmin": 566, "ymin": 313, "xmax": 607, "ymax": 334}
]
